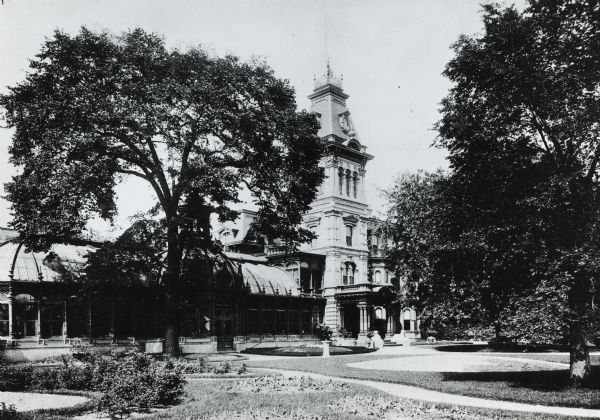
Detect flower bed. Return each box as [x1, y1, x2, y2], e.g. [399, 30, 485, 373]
[220, 375, 349, 394]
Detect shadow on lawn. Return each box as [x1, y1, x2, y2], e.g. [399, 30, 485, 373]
[442, 365, 600, 391]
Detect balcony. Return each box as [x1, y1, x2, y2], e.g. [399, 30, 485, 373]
[336, 283, 378, 295]
[368, 246, 388, 259]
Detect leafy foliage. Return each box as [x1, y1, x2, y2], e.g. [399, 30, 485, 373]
[384, 0, 600, 384]
[314, 323, 333, 341]
[1, 27, 325, 352]
[95, 350, 185, 416]
[85, 218, 166, 287]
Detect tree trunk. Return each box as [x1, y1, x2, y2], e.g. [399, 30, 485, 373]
[164, 220, 181, 356]
[569, 318, 590, 387]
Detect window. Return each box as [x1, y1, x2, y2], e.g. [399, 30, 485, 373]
[371, 235, 380, 253]
[346, 225, 353, 246]
[338, 168, 344, 195]
[341, 262, 356, 285]
[353, 172, 358, 198]
[346, 169, 351, 196]
[0, 304, 8, 336]
[309, 225, 317, 246]
[247, 309, 260, 334]
[374, 271, 381, 284]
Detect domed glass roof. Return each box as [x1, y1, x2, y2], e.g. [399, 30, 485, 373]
[0, 241, 95, 283]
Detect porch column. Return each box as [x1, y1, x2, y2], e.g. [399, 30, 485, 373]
[36, 297, 42, 339]
[358, 303, 367, 335]
[387, 309, 393, 335]
[108, 301, 115, 339]
[399, 309, 405, 331]
[86, 300, 92, 338]
[234, 303, 240, 336]
[62, 299, 68, 341]
[7, 283, 14, 340]
[338, 302, 344, 335]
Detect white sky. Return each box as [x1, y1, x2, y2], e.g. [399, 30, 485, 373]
[0, 0, 523, 234]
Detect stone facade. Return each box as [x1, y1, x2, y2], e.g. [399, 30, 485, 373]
[219, 66, 421, 343]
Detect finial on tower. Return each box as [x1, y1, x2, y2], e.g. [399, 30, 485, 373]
[314, 61, 343, 89]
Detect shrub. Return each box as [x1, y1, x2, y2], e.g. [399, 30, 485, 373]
[173, 355, 210, 374]
[95, 350, 184, 417]
[237, 363, 247, 375]
[30, 368, 61, 391]
[60, 364, 94, 390]
[70, 341, 98, 364]
[314, 323, 332, 341]
[0, 365, 32, 391]
[213, 361, 231, 374]
[0, 402, 18, 420]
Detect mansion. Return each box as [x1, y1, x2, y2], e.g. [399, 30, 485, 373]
[220, 67, 419, 343]
[0, 68, 420, 357]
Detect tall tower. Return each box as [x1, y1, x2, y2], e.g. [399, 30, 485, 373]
[302, 65, 374, 335]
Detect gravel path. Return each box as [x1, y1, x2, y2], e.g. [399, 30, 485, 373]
[0, 391, 89, 412]
[263, 368, 600, 418]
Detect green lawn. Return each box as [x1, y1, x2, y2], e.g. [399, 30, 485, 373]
[138, 376, 584, 420]
[247, 352, 600, 409]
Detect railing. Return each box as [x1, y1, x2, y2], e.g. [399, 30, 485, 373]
[368, 247, 389, 258]
[336, 283, 376, 294]
[265, 245, 288, 255]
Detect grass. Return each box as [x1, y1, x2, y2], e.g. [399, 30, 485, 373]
[247, 351, 600, 409]
[138, 376, 583, 420]
[242, 345, 376, 357]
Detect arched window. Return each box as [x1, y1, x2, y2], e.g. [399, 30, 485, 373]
[348, 141, 360, 151]
[338, 167, 344, 195]
[352, 172, 358, 198]
[345, 169, 351, 196]
[374, 270, 381, 284]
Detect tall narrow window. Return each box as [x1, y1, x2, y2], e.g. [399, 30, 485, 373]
[374, 270, 381, 284]
[341, 262, 356, 285]
[353, 172, 358, 198]
[338, 168, 344, 195]
[346, 225, 353, 246]
[346, 169, 351, 196]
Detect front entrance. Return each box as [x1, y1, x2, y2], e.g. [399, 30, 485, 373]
[342, 305, 359, 338]
[214, 305, 233, 351]
[14, 294, 37, 338]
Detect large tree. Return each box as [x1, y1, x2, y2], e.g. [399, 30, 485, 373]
[382, 171, 494, 340]
[0, 28, 325, 354]
[436, 0, 600, 385]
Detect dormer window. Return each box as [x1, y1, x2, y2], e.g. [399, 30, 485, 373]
[348, 140, 360, 151]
